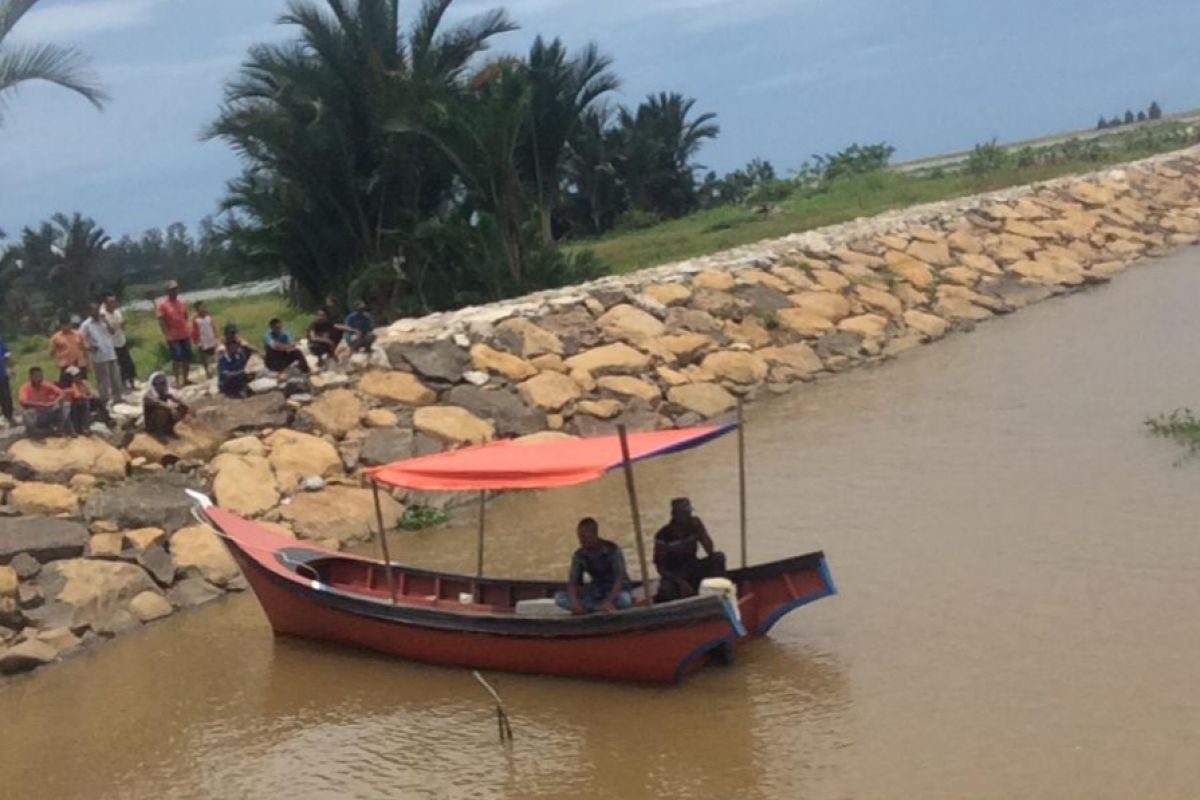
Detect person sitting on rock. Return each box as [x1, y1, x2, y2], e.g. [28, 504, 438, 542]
[217, 324, 253, 398]
[652, 497, 727, 603]
[17, 366, 70, 437]
[342, 300, 377, 353]
[554, 517, 633, 614]
[306, 308, 343, 366]
[143, 371, 189, 439]
[62, 366, 102, 434]
[263, 318, 311, 375]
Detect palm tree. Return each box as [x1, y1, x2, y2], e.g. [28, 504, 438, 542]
[0, 0, 108, 119]
[565, 104, 623, 235]
[615, 92, 718, 218]
[521, 36, 618, 244]
[48, 212, 109, 311]
[208, 0, 515, 308]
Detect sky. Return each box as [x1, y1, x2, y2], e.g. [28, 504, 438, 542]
[1, 0, 1199, 239]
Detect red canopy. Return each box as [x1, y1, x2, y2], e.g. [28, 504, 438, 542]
[367, 423, 736, 491]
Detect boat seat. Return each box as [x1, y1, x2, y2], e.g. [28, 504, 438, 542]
[514, 598, 571, 618]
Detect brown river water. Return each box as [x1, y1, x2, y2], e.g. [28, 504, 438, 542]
[4, 251, 1200, 799]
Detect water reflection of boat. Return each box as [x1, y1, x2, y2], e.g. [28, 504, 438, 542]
[194, 424, 836, 683]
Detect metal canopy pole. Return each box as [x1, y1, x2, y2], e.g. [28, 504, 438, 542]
[617, 425, 651, 604]
[475, 490, 487, 598]
[737, 399, 748, 569]
[371, 480, 399, 605]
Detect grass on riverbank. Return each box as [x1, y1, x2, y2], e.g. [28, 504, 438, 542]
[6, 294, 308, 385]
[573, 149, 1191, 274]
[1145, 408, 1200, 460]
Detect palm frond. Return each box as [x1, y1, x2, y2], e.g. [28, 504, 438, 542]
[0, 41, 108, 114]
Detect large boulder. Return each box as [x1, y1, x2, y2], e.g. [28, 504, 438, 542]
[358, 371, 436, 406]
[36, 558, 159, 630]
[210, 453, 280, 516]
[445, 385, 547, 437]
[129, 590, 173, 622]
[83, 473, 201, 532]
[5, 437, 127, 482]
[170, 525, 240, 587]
[700, 351, 769, 386]
[0, 517, 89, 564]
[469, 343, 538, 382]
[757, 344, 824, 380]
[788, 292, 851, 323]
[0, 639, 57, 674]
[596, 376, 661, 403]
[10, 482, 79, 516]
[279, 485, 403, 544]
[597, 304, 665, 342]
[518, 372, 582, 412]
[563, 343, 651, 375]
[385, 339, 468, 382]
[264, 430, 343, 492]
[493, 317, 564, 358]
[413, 406, 495, 444]
[667, 383, 737, 418]
[190, 392, 290, 434]
[359, 428, 414, 466]
[299, 389, 364, 439]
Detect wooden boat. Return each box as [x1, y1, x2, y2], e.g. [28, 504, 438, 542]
[195, 422, 835, 683]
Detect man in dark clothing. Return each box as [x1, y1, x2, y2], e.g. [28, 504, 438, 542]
[217, 325, 253, 398]
[306, 308, 343, 364]
[653, 497, 727, 603]
[343, 301, 377, 353]
[554, 517, 633, 614]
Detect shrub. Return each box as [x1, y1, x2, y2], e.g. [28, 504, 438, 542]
[966, 139, 1010, 176]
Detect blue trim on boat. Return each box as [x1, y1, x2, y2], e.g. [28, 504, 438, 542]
[818, 555, 838, 597]
[756, 587, 834, 637]
[672, 635, 736, 683]
[721, 596, 747, 637]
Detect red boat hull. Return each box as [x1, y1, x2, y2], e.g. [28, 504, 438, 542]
[207, 507, 834, 683]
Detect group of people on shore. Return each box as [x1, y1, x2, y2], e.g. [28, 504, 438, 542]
[555, 497, 728, 614]
[0, 279, 379, 441]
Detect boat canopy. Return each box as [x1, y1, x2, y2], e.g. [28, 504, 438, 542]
[367, 423, 737, 491]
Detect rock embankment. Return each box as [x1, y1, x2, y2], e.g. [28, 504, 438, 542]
[2, 149, 1200, 677]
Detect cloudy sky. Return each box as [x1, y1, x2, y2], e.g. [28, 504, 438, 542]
[2, 0, 1199, 238]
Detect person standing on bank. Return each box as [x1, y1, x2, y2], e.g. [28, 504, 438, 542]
[155, 279, 191, 388]
[190, 301, 219, 379]
[0, 332, 13, 425]
[80, 301, 122, 413]
[652, 498, 727, 603]
[101, 292, 137, 390]
[48, 316, 88, 386]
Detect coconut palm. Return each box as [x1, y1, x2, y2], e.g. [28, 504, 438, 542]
[0, 0, 108, 119]
[521, 36, 618, 243]
[48, 212, 109, 310]
[208, 0, 515, 307]
[616, 92, 719, 218]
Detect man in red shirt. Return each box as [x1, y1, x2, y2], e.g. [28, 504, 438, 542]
[48, 316, 88, 387]
[155, 279, 191, 388]
[18, 366, 70, 436]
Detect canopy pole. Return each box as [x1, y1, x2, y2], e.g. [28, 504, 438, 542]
[737, 399, 748, 569]
[474, 490, 487, 598]
[372, 480, 399, 605]
[617, 425, 651, 605]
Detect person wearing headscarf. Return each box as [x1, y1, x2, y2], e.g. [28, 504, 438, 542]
[143, 371, 189, 439]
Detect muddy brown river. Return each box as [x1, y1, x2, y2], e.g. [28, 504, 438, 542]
[4, 252, 1200, 799]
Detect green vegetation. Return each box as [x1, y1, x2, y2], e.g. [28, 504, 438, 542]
[572, 121, 1200, 274]
[1145, 408, 1200, 459]
[399, 505, 452, 531]
[0, 0, 108, 120]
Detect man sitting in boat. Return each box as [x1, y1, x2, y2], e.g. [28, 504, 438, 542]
[653, 498, 727, 603]
[554, 518, 633, 615]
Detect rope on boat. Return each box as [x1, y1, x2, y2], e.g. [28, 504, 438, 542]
[472, 671, 513, 745]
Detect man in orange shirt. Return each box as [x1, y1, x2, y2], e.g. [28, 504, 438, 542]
[48, 316, 87, 387]
[156, 279, 191, 388]
[18, 366, 70, 436]
[61, 366, 98, 434]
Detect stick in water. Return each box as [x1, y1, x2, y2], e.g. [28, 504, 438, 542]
[473, 670, 513, 744]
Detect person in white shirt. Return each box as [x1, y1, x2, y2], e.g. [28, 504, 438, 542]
[79, 301, 121, 411]
[101, 292, 136, 390]
[190, 300, 219, 379]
